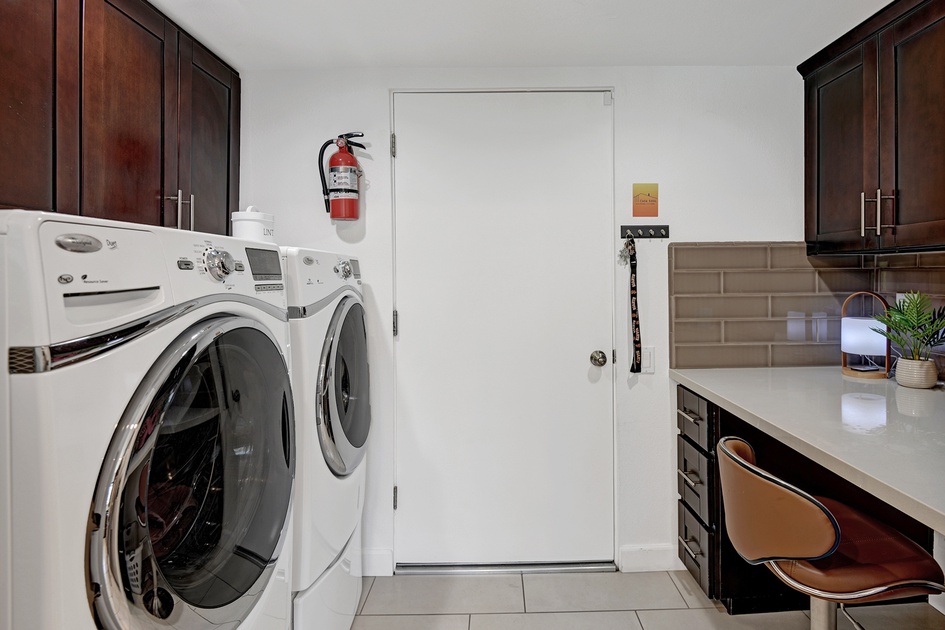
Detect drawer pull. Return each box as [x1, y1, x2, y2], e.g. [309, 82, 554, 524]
[677, 409, 701, 425]
[678, 536, 703, 559]
[677, 469, 703, 488]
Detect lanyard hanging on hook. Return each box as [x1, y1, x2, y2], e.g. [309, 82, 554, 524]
[618, 234, 642, 373]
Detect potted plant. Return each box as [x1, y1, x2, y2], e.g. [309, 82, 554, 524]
[872, 291, 945, 389]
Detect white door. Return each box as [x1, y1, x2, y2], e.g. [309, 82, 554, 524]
[393, 91, 614, 565]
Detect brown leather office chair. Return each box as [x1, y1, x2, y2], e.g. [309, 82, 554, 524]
[717, 436, 945, 630]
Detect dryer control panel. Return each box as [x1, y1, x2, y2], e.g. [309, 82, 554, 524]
[281, 247, 361, 309]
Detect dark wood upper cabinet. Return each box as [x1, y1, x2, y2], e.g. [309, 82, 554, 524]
[179, 37, 241, 235]
[81, 0, 177, 226]
[803, 43, 879, 253]
[880, 0, 945, 249]
[0, 0, 238, 234]
[801, 0, 945, 254]
[0, 0, 56, 210]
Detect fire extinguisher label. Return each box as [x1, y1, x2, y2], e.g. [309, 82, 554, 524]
[329, 166, 359, 194]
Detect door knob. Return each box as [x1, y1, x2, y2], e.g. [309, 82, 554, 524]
[590, 350, 607, 367]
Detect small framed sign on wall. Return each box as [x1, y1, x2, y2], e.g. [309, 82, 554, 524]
[632, 183, 659, 217]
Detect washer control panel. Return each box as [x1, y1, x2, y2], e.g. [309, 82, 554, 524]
[203, 247, 236, 281]
[334, 259, 353, 280]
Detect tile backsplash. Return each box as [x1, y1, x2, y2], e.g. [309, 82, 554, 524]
[669, 243, 945, 376]
[669, 243, 870, 369]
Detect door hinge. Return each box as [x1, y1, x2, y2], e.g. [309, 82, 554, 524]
[393, 486, 398, 510]
[393, 310, 399, 336]
[613, 349, 617, 365]
[391, 132, 397, 158]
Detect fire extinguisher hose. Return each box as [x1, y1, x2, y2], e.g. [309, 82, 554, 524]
[317, 139, 335, 214]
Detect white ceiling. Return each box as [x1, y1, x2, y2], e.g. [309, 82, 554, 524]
[150, 0, 892, 72]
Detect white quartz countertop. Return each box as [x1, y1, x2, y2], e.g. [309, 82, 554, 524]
[669, 367, 945, 533]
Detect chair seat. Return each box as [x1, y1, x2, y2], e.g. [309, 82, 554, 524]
[772, 497, 944, 603]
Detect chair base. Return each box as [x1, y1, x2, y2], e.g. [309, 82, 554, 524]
[810, 597, 837, 630]
[810, 598, 866, 630]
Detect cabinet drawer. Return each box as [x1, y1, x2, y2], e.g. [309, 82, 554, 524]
[678, 501, 713, 595]
[677, 386, 712, 451]
[677, 435, 712, 525]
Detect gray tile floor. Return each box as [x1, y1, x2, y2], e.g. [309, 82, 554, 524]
[354, 570, 945, 629]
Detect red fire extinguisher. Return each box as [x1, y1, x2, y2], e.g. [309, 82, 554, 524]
[319, 132, 365, 220]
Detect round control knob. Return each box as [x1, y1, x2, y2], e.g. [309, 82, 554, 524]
[334, 260, 352, 280]
[204, 248, 235, 281]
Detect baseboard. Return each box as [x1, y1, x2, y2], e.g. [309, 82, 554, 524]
[362, 548, 394, 577]
[617, 543, 684, 572]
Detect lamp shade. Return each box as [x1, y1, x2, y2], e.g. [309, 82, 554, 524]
[841, 317, 887, 356]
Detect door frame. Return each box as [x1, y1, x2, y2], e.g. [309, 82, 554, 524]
[388, 87, 620, 566]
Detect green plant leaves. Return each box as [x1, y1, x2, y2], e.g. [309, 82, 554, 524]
[871, 291, 945, 361]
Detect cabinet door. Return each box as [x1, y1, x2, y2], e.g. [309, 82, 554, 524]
[81, 0, 178, 226]
[0, 0, 55, 210]
[804, 43, 880, 253]
[179, 36, 241, 235]
[880, 0, 945, 249]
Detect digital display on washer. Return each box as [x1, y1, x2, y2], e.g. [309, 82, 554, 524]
[245, 247, 282, 281]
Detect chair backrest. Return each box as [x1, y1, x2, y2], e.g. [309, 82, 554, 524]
[717, 436, 840, 564]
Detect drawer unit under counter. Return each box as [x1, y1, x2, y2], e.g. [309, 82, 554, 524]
[677, 385, 715, 451]
[676, 434, 713, 526]
[678, 501, 714, 594]
[676, 384, 718, 600]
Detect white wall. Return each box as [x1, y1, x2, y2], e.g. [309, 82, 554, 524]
[240, 65, 804, 575]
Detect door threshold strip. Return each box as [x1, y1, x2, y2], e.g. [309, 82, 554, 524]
[394, 561, 617, 575]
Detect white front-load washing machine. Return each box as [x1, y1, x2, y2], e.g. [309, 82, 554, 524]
[0, 211, 295, 630]
[281, 247, 370, 630]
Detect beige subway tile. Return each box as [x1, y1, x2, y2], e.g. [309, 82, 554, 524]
[875, 254, 918, 269]
[771, 343, 841, 367]
[675, 322, 723, 343]
[917, 253, 945, 268]
[724, 271, 817, 294]
[675, 344, 770, 369]
[770, 295, 846, 318]
[815, 270, 873, 294]
[877, 270, 935, 294]
[767, 244, 810, 269]
[674, 296, 769, 319]
[671, 245, 768, 271]
[671, 272, 722, 295]
[724, 319, 840, 343]
[770, 245, 860, 269]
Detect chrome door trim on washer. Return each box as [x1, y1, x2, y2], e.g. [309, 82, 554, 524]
[88, 315, 294, 629]
[7, 294, 287, 374]
[288, 286, 363, 320]
[317, 296, 371, 477]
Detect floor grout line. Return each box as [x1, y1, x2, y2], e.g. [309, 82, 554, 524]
[520, 572, 527, 614]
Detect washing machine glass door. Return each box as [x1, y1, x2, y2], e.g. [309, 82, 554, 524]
[89, 315, 294, 629]
[317, 296, 371, 476]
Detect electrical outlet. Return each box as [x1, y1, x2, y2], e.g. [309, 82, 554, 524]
[641, 346, 655, 374]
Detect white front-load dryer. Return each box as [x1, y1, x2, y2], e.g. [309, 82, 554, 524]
[281, 247, 370, 630]
[0, 211, 295, 630]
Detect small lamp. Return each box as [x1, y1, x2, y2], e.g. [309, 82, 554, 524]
[841, 291, 890, 379]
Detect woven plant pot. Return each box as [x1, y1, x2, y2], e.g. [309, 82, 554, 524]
[895, 358, 939, 389]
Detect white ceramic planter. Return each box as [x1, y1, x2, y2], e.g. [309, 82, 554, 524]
[894, 358, 940, 389]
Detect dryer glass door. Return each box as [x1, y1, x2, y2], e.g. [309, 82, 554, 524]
[317, 297, 371, 476]
[89, 316, 294, 629]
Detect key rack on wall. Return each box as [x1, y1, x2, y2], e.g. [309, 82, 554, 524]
[621, 225, 670, 239]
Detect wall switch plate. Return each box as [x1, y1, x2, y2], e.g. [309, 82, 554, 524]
[641, 346, 655, 374]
